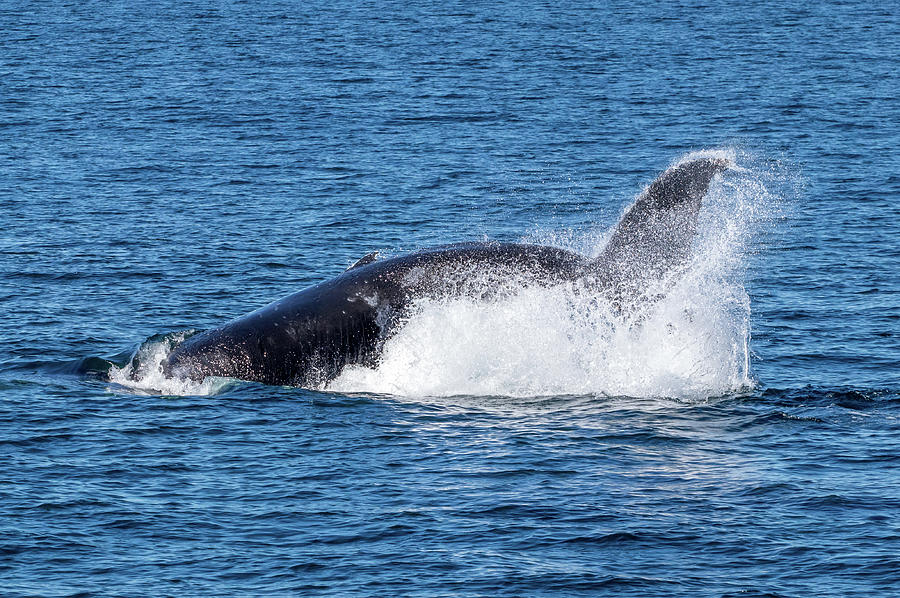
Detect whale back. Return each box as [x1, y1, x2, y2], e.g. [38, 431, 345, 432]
[156, 157, 728, 387]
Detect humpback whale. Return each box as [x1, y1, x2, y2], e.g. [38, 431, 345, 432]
[156, 157, 729, 387]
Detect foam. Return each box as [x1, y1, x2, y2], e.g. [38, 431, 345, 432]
[108, 332, 232, 396]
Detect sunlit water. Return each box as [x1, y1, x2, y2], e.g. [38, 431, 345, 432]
[2, 1, 899, 596]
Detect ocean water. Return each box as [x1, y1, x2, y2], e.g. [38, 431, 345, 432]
[2, 1, 899, 596]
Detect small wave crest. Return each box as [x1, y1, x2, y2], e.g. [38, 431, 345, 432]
[107, 332, 232, 396]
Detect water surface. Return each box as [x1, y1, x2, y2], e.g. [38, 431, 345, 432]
[2, 1, 899, 595]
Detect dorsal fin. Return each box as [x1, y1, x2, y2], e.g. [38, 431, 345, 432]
[346, 251, 379, 271]
[596, 157, 730, 300]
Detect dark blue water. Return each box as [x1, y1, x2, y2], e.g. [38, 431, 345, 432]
[3, 1, 899, 595]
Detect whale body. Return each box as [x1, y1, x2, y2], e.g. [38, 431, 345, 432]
[157, 157, 729, 387]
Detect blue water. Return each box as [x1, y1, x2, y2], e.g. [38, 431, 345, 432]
[3, 1, 899, 595]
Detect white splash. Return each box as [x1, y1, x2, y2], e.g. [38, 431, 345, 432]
[329, 148, 780, 400]
[108, 332, 232, 396]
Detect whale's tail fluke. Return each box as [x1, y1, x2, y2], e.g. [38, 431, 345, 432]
[596, 157, 730, 303]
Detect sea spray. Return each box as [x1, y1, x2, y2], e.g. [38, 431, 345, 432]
[108, 331, 232, 396]
[329, 149, 777, 399]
